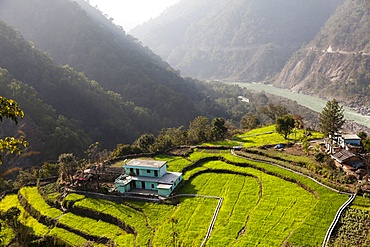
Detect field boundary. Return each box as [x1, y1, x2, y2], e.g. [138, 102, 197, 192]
[231, 149, 352, 195]
[169, 194, 223, 247]
[321, 193, 356, 247]
[231, 149, 356, 246]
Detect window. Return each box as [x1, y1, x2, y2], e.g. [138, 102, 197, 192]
[151, 184, 154, 189]
[147, 170, 151, 173]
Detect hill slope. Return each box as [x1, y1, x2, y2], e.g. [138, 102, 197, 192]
[0, 0, 214, 128]
[131, 0, 343, 81]
[274, 0, 370, 111]
[0, 20, 157, 166]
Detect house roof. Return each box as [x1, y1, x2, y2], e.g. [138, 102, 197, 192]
[117, 172, 182, 185]
[125, 159, 167, 169]
[341, 134, 361, 140]
[157, 184, 172, 190]
[158, 172, 182, 184]
[331, 150, 356, 163]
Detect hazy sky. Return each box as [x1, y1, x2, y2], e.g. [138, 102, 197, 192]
[88, 0, 179, 31]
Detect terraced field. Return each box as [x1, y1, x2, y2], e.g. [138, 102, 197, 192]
[0, 148, 350, 246]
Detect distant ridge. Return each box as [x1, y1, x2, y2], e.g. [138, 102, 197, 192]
[131, 0, 343, 81]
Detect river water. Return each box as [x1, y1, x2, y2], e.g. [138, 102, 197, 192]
[229, 82, 370, 128]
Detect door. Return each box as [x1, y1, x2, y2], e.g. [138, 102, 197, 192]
[141, 181, 145, 189]
[154, 170, 158, 177]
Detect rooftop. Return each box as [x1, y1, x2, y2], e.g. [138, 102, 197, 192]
[331, 150, 357, 163]
[125, 159, 167, 168]
[159, 172, 182, 184]
[341, 134, 361, 140]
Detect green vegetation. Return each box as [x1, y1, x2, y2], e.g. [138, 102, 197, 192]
[155, 154, 192, 172]
[0, 127, 355, 246]
[319, 99, 345, 137]
[19, 187, 63, 219]
[0, 96, 28, 164]
[0, 194, 93, 246]
[234, 125, 323, 148]
[328, 207, 370, 247]
[58, 213, 134, 245]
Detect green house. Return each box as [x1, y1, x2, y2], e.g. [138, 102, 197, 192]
[114, 159, 182, 197]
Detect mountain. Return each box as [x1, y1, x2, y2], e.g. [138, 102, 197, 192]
[274, 0, 370, 111]
[0, 0, 217, 129]
[0, 0, 246, 167]
[0, 19, 157, 167]
[131, 0, 343, 81]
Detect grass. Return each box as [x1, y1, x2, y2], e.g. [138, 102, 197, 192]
[70, 196, 152, 246]
[234, 125, 323, 148]
[151, 197, 218, 247]
[58, 212, 134, 245]
[0, 194, 96, 246]
[0, 194, 50, 236]
[19, 187, 135, 246]
[155, 154, 192, 172]
[1, 133, 350, 247]
[352, 196, 370, 211]
[182, 153, 348, 246]
[183, 161, 319, 246]
[19, 187, 63, 219]
[202, 140, 241, 146]
[49, 227, 91, 246]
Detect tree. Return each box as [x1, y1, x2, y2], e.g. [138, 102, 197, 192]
[187, 116, 211, 144]
[240, 114, 260, 130]
[319, 99, 345, 138]
[134, 134, 155, 152]
[0, 96, 28, 164]
[211, 118, 228, 141]
[276, 114, 295, 139]
[259, 103, 289, 122]
[0, 207, 34, 245]
[58, 153, 78, 184]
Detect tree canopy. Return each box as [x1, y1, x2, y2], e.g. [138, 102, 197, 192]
[0, 96, 28, 164]
[319, 99, 345, 137]
[275, 114, 295, 139]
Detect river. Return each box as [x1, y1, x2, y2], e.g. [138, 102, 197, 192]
[228, 82, 370, 128]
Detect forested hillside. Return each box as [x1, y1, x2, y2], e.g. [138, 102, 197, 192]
[0, 0, 323, 170]
[131, 0, 343, 81]
[274, 0, 370, 111]
[0, 0, 217, 128]
[0, 20, 158, 166]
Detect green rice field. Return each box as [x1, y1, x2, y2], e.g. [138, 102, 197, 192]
[0, 127, 357, 246]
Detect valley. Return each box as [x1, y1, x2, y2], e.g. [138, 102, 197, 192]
[228, 82, 370, 128]
[1, 0, 370, 246]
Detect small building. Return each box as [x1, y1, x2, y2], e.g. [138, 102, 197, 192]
[331, 150, 367, 178]
[338, 134, 362, 152]
[325, 133, 362, 154]
[114, 159, 182, 197]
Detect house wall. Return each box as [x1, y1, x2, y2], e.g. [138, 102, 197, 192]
[115, 183, 130, 193]
[339, 138, 361, 147]
[134, 181, 158, 191]
[159, 165, 167, 177]
[125, 165, 166, 178]
[158, 188, 171, 197]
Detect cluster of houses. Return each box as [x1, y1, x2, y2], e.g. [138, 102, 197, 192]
[324, 132, 368, 179]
